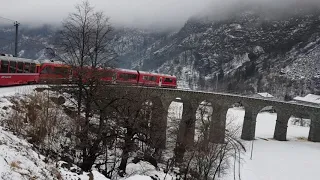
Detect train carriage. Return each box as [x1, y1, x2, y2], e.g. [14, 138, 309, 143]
[115, 68, 139, 85]
[0, 54, 40, 86]
[99, 68, 116, 83]
[39, 61, 72, 84]
[0, 53, 177, 88]
[71, 66, 116, 84]
[138, 71, 177, 88]
[160, 75, 177, 88]
[98, 68, 177, 88]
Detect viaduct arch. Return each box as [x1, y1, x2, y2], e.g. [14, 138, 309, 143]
[107, 86, 320, 159]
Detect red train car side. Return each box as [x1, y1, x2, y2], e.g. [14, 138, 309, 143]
[99, 68, 116, 83]
[114, 69, 139, 85]
[39, 62, 72, 84]
[138, 71, 177, 88]
[86, 68, 178, 88]
[0, 55, 40, 86]
[98, 68, 177, 88]
[0, 54, 177, 88]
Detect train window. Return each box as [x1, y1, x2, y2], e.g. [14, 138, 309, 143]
[103, 71, 114, 77]
[41, 66, 51, 74]
[119, 73, 127, 80]
[54, 67, 69, 75]
[30, 63, 36, 73]
[0, 60, 8, 73]
[143, 76, 156, 81]
[149, 76, 157, 81]
[164, 78, 173, 83]
[128, 74, 137, 79]
[17, 62, 24, 73]
[24, 63, 30, 73]
[120, 73, 137, 80]
[9, 61, 16, 73]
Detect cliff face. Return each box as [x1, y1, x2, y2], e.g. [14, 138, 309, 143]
[1, 2, 320, 99]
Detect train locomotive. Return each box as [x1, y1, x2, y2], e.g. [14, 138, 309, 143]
[0, 54, 177, 88]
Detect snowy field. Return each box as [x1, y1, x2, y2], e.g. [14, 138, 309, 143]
[0, 85, 319, 180]
[225, 108, 320, 180]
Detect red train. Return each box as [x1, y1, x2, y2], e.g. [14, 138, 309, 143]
[0, 54, 177, 88]
[0, 54, 40, 86]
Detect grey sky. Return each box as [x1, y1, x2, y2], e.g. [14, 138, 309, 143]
[0, 0, 212, 29]
[0, 0, 319, 29]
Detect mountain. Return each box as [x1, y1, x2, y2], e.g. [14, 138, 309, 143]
[114, 2, 320, 98]
[1, 2, 320, 99]
[0, 24, 55, 59]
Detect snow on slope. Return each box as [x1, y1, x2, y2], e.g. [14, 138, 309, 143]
[294, 94, 320, 105]
[0, 126, 55, 180]
[0, 86, 55, 179]
[0, 85, 157, 180]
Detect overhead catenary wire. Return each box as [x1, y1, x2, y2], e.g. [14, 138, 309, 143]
[0, 15, 19, 56]
[0, 16, 16, 22]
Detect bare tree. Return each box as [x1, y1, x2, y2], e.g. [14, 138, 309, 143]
[58, 1, 115, 68]
[176, 102, 246, 180]
[57, 0, 116, 115]
[86, 88, 166, 177]
[56, 0, 117, 172]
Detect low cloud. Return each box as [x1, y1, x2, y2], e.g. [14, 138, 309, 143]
[0, 0, 319, 30]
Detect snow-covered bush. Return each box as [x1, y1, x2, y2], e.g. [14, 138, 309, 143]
[290, 117, 311, 127]
[3, 90, 77, 160]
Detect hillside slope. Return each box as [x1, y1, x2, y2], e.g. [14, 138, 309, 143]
[122, 3, 320, 98]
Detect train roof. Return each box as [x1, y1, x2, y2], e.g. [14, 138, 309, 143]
[41, 60, 66, 64]
[138, 70, 176, 78]
[0, 55, 40, 64]
[115, 68, 139, 73]
[114, 68, 176, 78]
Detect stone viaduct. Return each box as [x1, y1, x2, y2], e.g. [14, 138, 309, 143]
[113, 85, 320, 144]
[91, 85, 320, 160]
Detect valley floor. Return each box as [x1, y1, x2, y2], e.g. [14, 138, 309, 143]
[225, 108, 320, 180]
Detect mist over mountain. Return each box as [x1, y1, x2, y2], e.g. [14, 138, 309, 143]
[1, 0, 320, 99]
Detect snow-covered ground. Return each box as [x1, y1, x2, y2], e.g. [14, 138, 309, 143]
[224, 108, 320, 180]
[0, 126, 56, 180]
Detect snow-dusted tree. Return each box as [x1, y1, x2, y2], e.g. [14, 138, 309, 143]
[56, 0, 117, 172]
[57, 0, 116, 115]
[58, 1, 115, 69]
[106, 89, 164, 176]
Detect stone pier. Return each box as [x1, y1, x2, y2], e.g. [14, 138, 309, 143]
[209, 104, 228, 143]
[308, 113, 320, 142]
[273, 111, 291, 141]
[175, 101, 197, 162]
[150, 98, 170, 150]
[241, 108, 259, 140]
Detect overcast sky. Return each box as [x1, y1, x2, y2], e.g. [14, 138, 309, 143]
[0, 0, 319, 30]
[0, 0, 214, 29]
